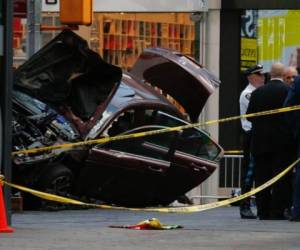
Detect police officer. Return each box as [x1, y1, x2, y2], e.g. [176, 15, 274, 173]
[239, 64, 265, 219]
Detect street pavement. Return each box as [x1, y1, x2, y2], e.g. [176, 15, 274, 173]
[1, 206, 300, 250]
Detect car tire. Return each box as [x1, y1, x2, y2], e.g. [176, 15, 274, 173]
[24, 164, 74, 210]
[39, 165, 73, 192]
[39, 165, 74, 210]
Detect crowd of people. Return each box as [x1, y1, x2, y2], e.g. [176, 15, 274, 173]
[239, 62, 300, 221]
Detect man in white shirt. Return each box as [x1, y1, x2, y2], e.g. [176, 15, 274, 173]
[239, 64, 265, 219]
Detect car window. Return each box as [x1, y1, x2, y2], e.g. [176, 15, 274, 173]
[106, 110, 135, 136]
[176, 128, 220, 161]
[103, 108, 220, 161]
[102, 125, 178, 161]
[152, 111, 221, 161]
[152, 110, 183, 127]
[144, 129, 175, 149]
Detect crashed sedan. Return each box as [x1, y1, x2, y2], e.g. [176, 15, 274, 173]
[12, 30, 223, 208]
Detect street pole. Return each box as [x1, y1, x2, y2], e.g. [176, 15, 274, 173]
[0, 1, 3, 174]
[0, 0, 13, 224]
[27, 0, 41, 57]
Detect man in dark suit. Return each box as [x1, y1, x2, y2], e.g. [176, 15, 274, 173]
[284, 75, 300, 221]
[247, 62, 296, 220]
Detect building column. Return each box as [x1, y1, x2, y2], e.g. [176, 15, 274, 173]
[200, 3, 221, 204]
[188, 0, 221, 204]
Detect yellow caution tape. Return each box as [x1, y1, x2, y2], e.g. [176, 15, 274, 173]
[11, 104, 300, 156]
[3, 158, 300, 213]
[223, 150, 243, 154]
[0, 175, 4, 187]
[6, 105, 300, 212]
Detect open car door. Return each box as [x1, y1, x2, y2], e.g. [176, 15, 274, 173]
[130, 48, 220, 121]
[82, 126, 181, 206]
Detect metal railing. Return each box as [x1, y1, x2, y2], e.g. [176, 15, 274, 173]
[219, 154, 243, 189]
[188, 154, 244, 204]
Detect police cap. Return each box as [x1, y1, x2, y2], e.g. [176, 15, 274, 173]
[244, 64, 264, 76]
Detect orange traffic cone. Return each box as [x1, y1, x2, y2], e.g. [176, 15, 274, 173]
[0, 175, 14, 233]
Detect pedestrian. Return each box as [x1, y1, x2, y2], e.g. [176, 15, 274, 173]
[247, 62, 296, 220]
[283, 75, 300, 221]
[283, 66, 298, 86]
[239, 64, 265, 219]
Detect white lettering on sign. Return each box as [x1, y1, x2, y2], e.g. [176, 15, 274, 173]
[241, 10, 258, 38]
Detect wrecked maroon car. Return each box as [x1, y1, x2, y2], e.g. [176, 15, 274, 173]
[12, 30, 223, 208]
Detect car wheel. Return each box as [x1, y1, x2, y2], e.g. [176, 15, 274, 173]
[38, 165, 74, 210]
[22, 164, 74, 210]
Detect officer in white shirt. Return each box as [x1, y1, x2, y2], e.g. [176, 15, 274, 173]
[239, 64, 265, 219]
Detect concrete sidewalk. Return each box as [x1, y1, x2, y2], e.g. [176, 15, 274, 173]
[1, 206, 300, 250]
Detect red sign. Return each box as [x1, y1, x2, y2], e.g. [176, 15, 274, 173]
[14, 0, 27, 18]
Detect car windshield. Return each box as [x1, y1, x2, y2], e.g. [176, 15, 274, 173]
[86, 82, 134, 138]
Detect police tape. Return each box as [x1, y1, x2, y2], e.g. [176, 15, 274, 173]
[2, 158, 299, 213]
[11, 104, 300, 156]
[223, 150, 243, 154]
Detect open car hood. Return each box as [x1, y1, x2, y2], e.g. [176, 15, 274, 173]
[14, 29, 122, 122]
[130, 48, 220, 121]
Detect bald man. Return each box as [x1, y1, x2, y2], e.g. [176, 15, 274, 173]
[283, 66, 298, 86]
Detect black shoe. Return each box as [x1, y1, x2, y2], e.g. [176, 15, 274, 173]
[240, 208, 257, 219]
[177, 195, 194, 205]
[283, 208, 292, 220]
[259, 214, 286, 220]
[289, 216, 300, 222]
[269, 211, 287, 220]
[269, 216, 286, 220]
[259, 216, 270, 220]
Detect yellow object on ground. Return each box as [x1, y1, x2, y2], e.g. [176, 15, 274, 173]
[109, 218, 183, 230]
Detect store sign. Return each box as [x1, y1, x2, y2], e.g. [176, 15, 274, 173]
[14, 0, 27, 18]
[42, 0, 208, 12]
[240, 10, 258, 70]
[257, 10, 300, 71]
[240, 38, 257, 70]
[241, 10, 258, 38]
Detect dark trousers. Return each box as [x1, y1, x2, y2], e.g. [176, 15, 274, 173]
[292, 164, 300, 217]
[240, 131, 254, 208]
[254, 151, 294, 218]
[292, 146, 300, 217]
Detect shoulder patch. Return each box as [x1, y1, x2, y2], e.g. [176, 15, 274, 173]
[245, 93, 251, 100]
